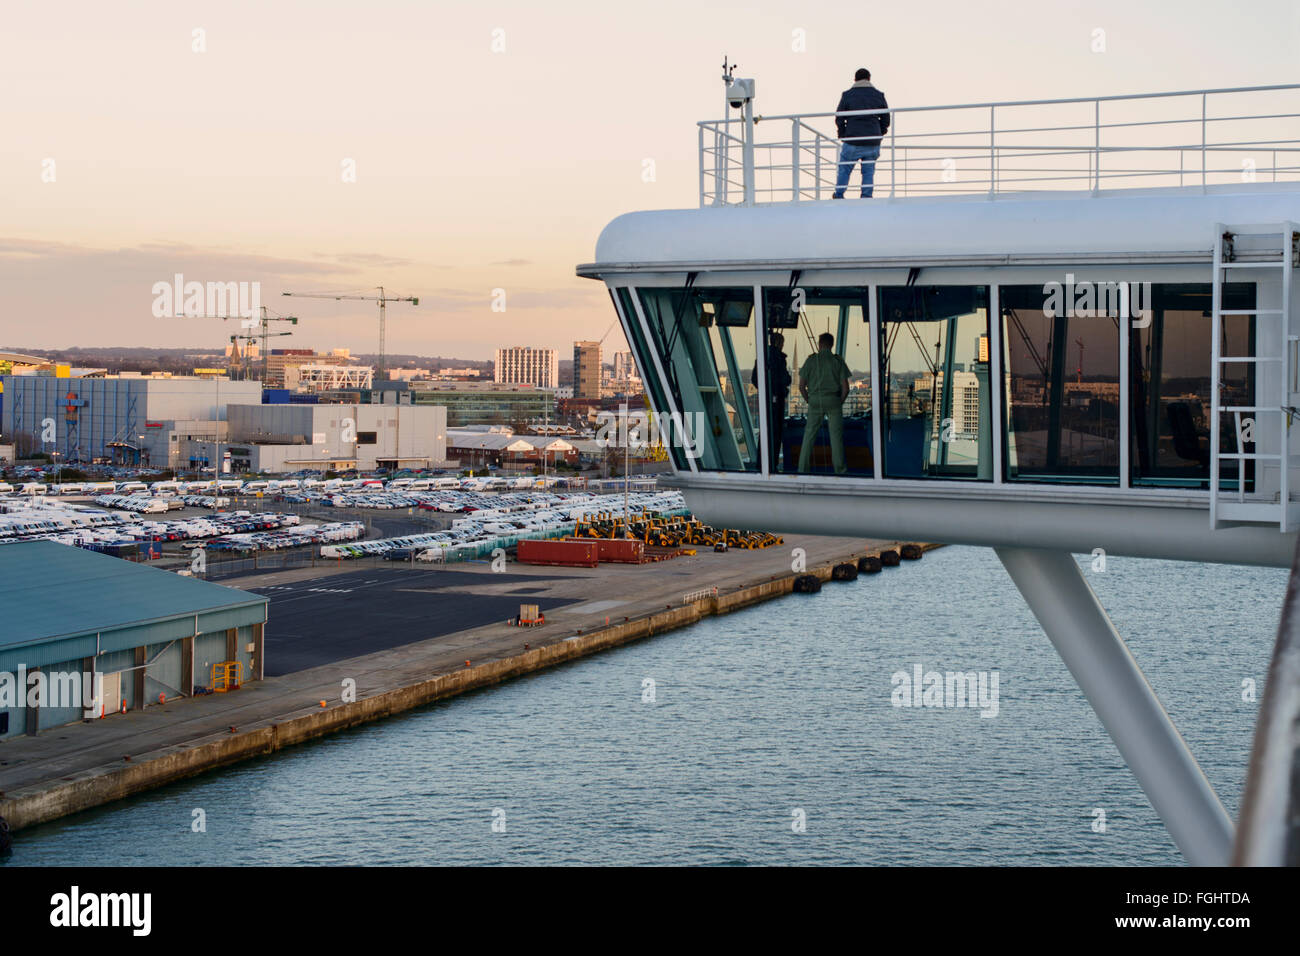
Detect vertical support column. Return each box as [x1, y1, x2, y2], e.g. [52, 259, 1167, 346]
[253, 622, 265, 682]
[181, 636, 195, 697]
[754, 284, 768, 477]
[996, 546, 1233, 866]
[24, 669, 40, 735]
[1119, 283, 1131, 490]
[988, 283, 1003, 484]
[225, 628, 237, 663]
[81, 656, 95, 720]
[132, 646, 146, 710]
[868, 285, 883, 480]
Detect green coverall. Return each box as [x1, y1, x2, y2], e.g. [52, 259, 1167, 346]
[798, 348, 850, 475]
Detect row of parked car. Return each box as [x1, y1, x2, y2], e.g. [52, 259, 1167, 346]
[1, 471, 616, 499]
[204, 521, 366, 552]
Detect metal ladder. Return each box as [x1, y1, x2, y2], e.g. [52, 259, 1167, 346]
[1210, 223, 1298, 530]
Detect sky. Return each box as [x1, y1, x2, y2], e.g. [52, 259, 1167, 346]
[3, 0, 1299, 362]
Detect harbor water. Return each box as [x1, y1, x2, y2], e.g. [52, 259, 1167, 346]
[6, 545, 1286, 866]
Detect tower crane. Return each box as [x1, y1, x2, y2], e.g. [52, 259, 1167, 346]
[206, 306, 299, 380]
[281, 287, 418, 382]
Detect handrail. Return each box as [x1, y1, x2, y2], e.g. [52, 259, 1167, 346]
[726, 82, 1300, 124]
[698, 83, 1300, 206]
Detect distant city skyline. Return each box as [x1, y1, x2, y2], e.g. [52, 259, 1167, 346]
[5, 0, 1298, 358]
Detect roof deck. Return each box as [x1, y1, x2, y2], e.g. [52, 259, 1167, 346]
[701, 84, 1300, 206]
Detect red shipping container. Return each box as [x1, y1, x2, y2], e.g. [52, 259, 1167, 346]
[569, 537, 645, 563]
[518, 539, 598, 568]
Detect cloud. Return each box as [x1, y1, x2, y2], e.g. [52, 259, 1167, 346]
[490, 258, 533, 266]
[0, 237, 352, 278]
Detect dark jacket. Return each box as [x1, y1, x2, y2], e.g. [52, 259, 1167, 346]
[836, 81, 890, 146]
[751, 346, 791, 396]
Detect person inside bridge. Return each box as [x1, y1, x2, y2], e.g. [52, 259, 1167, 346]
[752, 332, 792, 472]
[832, 68, 890, 199]
[798, 332, 851, 475]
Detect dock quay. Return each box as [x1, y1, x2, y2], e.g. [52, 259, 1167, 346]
[0, 534, 937, 833]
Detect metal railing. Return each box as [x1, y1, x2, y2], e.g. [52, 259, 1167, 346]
[699, 84, 1300, 206]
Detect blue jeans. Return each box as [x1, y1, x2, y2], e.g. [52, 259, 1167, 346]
[833, 143, 881, 198]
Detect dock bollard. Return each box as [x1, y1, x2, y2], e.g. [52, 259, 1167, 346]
[879, 549, 901, 567]
[831, 562, 859, 581]
[857, 556, 882, 574]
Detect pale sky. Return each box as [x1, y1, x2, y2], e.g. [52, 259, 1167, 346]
[3, 0, 1298, 361]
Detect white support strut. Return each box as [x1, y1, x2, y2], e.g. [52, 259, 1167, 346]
[995, 546, 1234, 866]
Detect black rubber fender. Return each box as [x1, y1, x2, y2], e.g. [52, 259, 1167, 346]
[831, 562, 859, 581]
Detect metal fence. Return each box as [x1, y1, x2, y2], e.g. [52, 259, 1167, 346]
[700, 84, 1300, 205]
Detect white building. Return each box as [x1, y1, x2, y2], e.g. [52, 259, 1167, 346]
[494, 347, 558, 389]
[207, 403, 450, 473]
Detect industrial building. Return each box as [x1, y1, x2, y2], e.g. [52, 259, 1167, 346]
[203, 402, 450, 472]
[494, 346, 558, 389]
[0, 541, 268, 740]
[0, 373, 261, 467]
[408, 381, 554, 427]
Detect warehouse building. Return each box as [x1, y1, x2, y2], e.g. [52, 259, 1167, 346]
[204, 402, 450, 472]
[0, 373, 261, 466]
[0, 542, 268, 740]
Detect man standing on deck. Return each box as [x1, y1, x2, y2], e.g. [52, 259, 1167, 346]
[798, 332, 850, 475]
[832, 68, 890, 199]
[752, 332, 792, 472]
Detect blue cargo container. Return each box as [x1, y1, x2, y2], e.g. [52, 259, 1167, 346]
[262, 388, 291, 404]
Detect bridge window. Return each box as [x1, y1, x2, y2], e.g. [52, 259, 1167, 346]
[636, 286, 761, 472]
[878, 286, 992, 480]
[762, 287, 873, 475]
[1001, 284, 1121, 483]
[1130, 283, 1255, 488]
[614, 288, 687, 469]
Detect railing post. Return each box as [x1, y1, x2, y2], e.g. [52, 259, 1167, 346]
[815, 132, 822, 200]
[1093, 99, 1100, 192]
[1201, 93, 1208, 190]
[989, 105, 996, 195]
[889, 123, 896, 198]
[792, 120, 801, 202]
